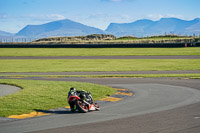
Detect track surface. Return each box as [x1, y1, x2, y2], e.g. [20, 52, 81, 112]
[0, 55, 200, 133]
[0, 55, 200, 59]
[0, 77, 200, 133]
[0, 84, 21, 97]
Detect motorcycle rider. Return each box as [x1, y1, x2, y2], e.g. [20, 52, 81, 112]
[68, 87, 94, 111]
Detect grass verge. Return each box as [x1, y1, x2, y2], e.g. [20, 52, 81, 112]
[1, 73, 200, 79]
[0, 59, 200, 72]
[0, 47, 200, 56]
[84, 73, 200, 79]
[0, 79, 116, 117]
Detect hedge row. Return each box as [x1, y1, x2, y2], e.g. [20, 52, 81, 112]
[0, 42, 199, 48]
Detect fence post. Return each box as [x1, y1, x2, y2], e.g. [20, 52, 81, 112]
[185, 40, 187, 47]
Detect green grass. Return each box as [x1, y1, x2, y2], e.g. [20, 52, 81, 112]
[0, 59, 200, 72]
[83, 73, 200, 78]
[117, 36, 189, 41]
[0, 79, 116, 117]
[191, 77, 200, 79]
[32, 35, 199, 44]
[1, 73, 200, 79]
[0, 47, 200, 56]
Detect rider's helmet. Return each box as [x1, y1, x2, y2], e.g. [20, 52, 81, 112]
[70, 87, 76, 92]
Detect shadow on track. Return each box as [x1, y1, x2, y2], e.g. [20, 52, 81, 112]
[34, 109, 78, 114]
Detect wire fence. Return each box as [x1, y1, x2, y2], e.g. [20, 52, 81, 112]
[0, 37, 38, 43]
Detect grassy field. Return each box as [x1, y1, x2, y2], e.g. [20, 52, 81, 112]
[1, 47, 199, 117]
[2, 73, 200, 79]
[0, 59, 200, 72]
[0, 47, 200, 56]
[30, 35, 200, 44]
[82, 73, 200, 78]
[117, 35, 198, 40]
[0, 79, 116, 117]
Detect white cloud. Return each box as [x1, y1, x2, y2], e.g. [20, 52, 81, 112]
[146, 14, 164, 20]
[73, 13, 135, 30]
[45, 14, 66, 20]
[0, 13, 66, 33]
[146, 14, 184, 21]
[29, 14, 66, 21]
[0, 13, 65, 21]
[165, 14, 184, 19]
[0, 13, 8, 19]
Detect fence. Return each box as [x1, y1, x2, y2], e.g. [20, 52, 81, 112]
[0, 42, 199, 48]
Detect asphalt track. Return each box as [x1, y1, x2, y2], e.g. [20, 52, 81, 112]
[0, 84, 21, 97]
[0, 55, 200, 133]
[0, 55, 200, 59]
[0, 77, 200, 133]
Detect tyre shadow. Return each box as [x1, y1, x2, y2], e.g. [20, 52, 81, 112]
[34, 109, 79, 114]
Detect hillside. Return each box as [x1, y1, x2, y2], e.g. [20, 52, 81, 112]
[31, 34, 200, 45]
[0, 30, 13, 36]
[1, 17, 200, 40]
[16, 19, 106, 38]
[34, 34, 116, 42]
[106, 18, 200, 37]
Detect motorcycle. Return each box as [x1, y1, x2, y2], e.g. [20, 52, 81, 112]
[68, 93, 100, 113]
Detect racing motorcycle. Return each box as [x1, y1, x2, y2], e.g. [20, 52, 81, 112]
[68, 92, 100, 113]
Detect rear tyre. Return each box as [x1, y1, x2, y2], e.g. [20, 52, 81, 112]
[76, 101, 89, 113]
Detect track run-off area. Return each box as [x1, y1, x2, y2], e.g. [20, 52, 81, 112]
[0, 55, 200, 133]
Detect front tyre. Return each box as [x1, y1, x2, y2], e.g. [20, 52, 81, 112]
[76, 101, 89, 113]
[94, 103, 100, 111]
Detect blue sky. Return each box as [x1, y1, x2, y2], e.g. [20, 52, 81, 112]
[0, 0, 199, 33]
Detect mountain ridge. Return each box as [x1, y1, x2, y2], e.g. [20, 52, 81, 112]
[0, 30, 14, 36]
[106, 17, 200, 37]
[16, 19, 106, 38]
[1, 17, 200, 38]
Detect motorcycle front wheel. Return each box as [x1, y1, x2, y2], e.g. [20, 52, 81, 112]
[76, 100, 89, 113]
[95, 103, 100, 111]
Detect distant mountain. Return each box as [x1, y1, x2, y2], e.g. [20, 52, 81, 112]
[5, 17, 200, 39]
[106, 18, 200, 37]
[16, 19, 106, 38]
[0, 30, 13, 36]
